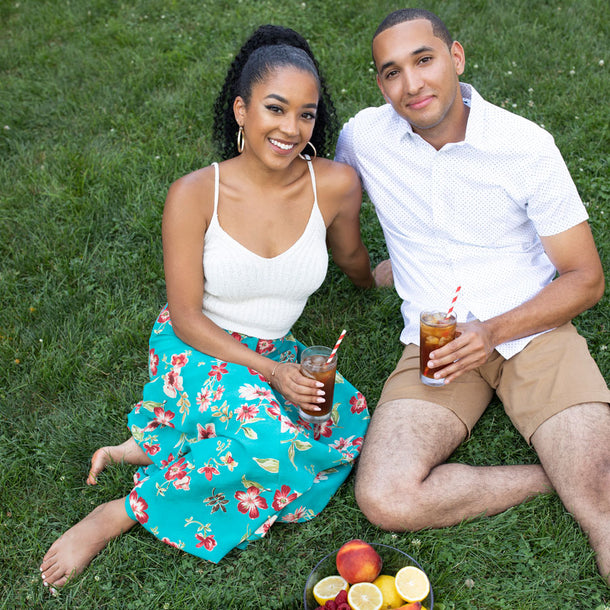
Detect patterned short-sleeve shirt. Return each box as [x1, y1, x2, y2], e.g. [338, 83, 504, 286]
[336, 83, 588, 358]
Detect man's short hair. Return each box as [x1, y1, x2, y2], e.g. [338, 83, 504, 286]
[373, 8, 453, 49]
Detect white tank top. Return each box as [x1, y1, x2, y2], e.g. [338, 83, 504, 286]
[202, 160, 328, 339]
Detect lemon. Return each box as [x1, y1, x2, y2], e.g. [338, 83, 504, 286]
[394, 566, 430, 603]
[313, 575, 349, 605]
[372, 574, 404, 609]
[347, 581, 383, 610]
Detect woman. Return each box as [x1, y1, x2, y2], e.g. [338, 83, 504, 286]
[40, 24, 375, 589]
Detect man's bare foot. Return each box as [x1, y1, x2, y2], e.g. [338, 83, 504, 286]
[40, 498, 136, 588]
[87, 437, 152, 485]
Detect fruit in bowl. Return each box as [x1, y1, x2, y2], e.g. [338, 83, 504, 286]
[336, 539, 383, 584]
[303, 541, 433, 610]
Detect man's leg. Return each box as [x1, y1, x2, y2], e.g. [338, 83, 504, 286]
[355, 398, 552, 531]
[531, 402, 610, 584]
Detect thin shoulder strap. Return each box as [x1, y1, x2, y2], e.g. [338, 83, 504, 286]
[305, 158, 318, 207]
[212, 162, 220, 215]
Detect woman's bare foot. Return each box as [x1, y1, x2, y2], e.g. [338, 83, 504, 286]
[40, 498, 136, 588]
[87, 437, 152, 485]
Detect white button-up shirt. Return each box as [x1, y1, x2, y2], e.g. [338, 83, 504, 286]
[336, 83, 588, 358]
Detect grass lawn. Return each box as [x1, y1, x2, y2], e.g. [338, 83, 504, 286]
[1, 0, 609, 608]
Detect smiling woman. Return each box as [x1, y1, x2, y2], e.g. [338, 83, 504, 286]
[38, 24, 379, 591]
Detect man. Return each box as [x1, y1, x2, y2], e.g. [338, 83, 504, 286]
[336, 8, 610, 583]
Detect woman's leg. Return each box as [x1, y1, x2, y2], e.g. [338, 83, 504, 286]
[87, 437, 152, 485]
[40, 497, 137, 588]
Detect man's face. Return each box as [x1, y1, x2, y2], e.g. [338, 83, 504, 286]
[373, 19, 465, 140]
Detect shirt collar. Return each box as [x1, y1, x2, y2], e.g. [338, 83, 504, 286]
[389, 82, 486, 146]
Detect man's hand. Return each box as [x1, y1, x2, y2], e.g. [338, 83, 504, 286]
[427, 320, 496, 383]
[372, 259, 394, 288]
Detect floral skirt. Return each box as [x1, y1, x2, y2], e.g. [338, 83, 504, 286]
[124, 306, 370, 562]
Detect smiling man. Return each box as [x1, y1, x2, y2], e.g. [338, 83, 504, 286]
[336, 8, 610, 584]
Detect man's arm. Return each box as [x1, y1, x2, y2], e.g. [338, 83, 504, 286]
[428, 221, 605, 383]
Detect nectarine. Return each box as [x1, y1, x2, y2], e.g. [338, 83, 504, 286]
[335, 539, 383, 584]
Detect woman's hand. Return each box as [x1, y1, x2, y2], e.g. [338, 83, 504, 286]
[372, 259, 394, 288]
[269, 363, 325, 412]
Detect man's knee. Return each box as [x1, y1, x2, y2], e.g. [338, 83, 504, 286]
[354, 468, 429, 532]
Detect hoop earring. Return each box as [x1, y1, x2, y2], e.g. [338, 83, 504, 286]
[236, 126, 245, 154]
[298, 141, 317, 160]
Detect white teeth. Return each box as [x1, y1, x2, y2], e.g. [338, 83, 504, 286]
[270, 139, 295, 150]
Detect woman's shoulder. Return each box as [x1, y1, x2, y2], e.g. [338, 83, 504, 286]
[168, 164, 216, 200]
[163, 164, 218, 226]
[311, 157, 359, 195]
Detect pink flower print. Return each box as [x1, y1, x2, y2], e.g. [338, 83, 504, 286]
[239, 383, 273, 402]
[149, 349, 159, 376]
[157, 308, 170, 324]
[209, 362, 228, 381]
[236, 403, 260, 423]
[195, 533, 217, 551]
[198, 464, 220, 481]
[173, 474, 191, 491]
[160, 453, 175, 468]
[281, 506, 309, 523]
[330, 436, 356, 453]
[143, 442, 161, 456]
[196, 423, 216, 440]
[133, 400, 143, 414]
[164, 457, 189, 483]
[146, 406, 176, 431]
[255, 514, 278, 536]
[196, 387, 213, 412]
[235, 486, 268, 519]
[213, 385, 225, 402]
[171, 352, 189, 368]
[353, 437, 363, 449]
[267, 404, 281, 419]
[313, 418, 333, 440]
[272, 485, 298, 511]
[163, 368, 184, 398]
[279, 414, 298, 434]
[314, 470, 329, 483]
[129, 490, 149, 524]
[132, 471, 144, 488]
[349, 392, 367, 414]
[247, 367, 267, 382]
[230, 331, 244, 342]
[162, 537, 180, 549]
[255, 339, 274, 355]
[220, 452, 238, 471]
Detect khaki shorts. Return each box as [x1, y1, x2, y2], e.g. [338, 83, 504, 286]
[378, 323, 610, 443]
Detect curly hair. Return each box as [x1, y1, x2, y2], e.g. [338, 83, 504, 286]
[212, 25, 338, 160]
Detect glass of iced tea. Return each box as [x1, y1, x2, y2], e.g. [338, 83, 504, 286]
[420, 311, 457, 386]
[299, 346, 336, 423]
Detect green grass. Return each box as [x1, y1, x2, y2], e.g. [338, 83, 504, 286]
[1, 0, 609, 608]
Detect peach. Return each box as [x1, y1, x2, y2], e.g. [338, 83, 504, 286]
[397, 603, 422, 610]
[335, 539, 383, 584]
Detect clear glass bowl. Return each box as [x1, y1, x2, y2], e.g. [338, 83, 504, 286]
[303, 542, 434, 609]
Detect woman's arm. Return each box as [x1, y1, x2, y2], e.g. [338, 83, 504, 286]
[320, 161, 376, 289]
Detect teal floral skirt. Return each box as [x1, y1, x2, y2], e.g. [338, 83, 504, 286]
[124, 306, 370, 562]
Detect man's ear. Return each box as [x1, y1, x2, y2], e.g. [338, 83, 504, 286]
[451, 41, 466, 77]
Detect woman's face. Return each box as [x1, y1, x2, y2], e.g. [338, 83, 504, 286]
[234, 66, 319, 169]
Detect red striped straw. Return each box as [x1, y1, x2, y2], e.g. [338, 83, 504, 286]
[445, 286, 461, 319]
[327, 329, 347, 363]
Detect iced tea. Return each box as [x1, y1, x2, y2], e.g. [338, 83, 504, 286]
[420, 311, 457, 386]
[299, 346, 336, 423]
